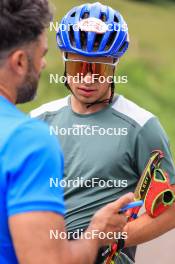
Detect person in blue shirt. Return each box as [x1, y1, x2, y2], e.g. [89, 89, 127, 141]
[0, 1, 133, 264]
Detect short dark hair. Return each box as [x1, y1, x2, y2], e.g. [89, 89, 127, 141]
[0, 0, 52, 53]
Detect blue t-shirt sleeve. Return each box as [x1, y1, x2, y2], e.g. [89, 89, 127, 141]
[5, 119, 65, 217]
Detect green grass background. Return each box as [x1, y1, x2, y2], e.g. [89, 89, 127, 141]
[19, 0, 175, 157]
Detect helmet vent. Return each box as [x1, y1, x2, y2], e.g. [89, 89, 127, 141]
[69, 25, 75, 46]
[105, 31, 117, 50]
[93, 34, 103, 51]
[100, 13, 107, 22]
[82, 12, 89, 19]
[80, 31, 87, 50]
[114, 15, 119, 23]
[71, 12, 76, 17]
[118, 41, 127, 52]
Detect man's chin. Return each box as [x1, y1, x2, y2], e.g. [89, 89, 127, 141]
[76, 95, 98, 104]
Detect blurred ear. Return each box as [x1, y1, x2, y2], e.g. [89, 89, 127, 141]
[9, 50, 28, 77]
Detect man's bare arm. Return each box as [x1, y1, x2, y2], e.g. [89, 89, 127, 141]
[9, 212, 99, 264]
[9, 193, 133, 264]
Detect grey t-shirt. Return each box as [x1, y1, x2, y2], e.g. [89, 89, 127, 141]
[31, 95, 175, 262]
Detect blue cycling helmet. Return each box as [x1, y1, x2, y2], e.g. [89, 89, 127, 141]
[57, 2, 129, 58]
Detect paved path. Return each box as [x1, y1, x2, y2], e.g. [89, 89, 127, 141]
[136, 229, 175, 264]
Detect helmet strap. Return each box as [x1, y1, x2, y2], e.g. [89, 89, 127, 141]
[86, 80, 115, 108]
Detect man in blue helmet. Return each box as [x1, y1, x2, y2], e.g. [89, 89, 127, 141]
[31, 2, 175, 263]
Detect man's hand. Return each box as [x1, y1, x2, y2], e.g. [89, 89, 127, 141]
[87, 192, 134, 246]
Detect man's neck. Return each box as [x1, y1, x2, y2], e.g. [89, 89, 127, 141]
[0, 83, 16, 104]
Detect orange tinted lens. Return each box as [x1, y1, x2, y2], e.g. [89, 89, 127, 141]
[66, 61, 114, 77]
[66, 61, 91, 76]
[92, 63, 114, 77]
[65, 61, 85, 76]
[81, 62, 89, 75]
